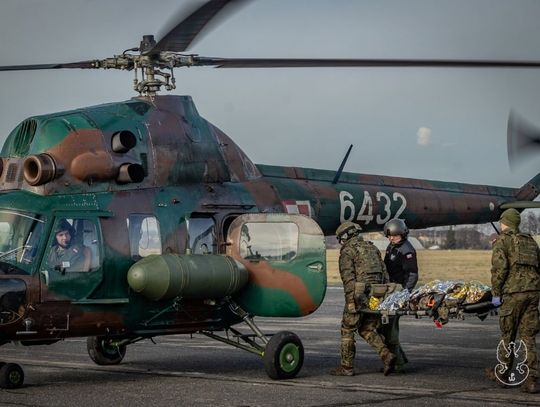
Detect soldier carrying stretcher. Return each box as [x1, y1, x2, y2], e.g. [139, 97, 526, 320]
[330, 221, 396, 376]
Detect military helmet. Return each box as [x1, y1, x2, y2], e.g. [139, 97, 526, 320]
[336, 221, 361, 242]
[383, 218, 409, 238]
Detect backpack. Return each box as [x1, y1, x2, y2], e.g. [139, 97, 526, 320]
[509, 233, 540, 268]
[353, 240, 386, 284]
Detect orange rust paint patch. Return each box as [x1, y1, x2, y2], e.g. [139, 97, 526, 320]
[238, 258, 317, 315]
[242, 179, 281, 210]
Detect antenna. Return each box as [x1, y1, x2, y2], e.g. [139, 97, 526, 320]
[332, 144, 353, 184]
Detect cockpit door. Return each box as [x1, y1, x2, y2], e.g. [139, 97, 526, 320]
[39, 216, 103, 302]
[227, 213, 326, 317]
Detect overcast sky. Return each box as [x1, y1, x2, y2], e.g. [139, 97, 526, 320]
[1, 0, 539, 188]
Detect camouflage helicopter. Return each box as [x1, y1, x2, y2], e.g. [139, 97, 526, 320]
[1, 0, 540, 389]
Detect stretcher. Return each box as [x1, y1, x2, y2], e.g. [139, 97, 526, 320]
[361, 301, 497, 325]
[357, 280, 498, 326]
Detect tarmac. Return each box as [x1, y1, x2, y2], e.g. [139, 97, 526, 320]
[0, 286, 539, 406]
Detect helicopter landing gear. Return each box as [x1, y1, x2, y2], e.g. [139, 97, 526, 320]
[87, 336, 127, 365]
[263, 331, 304, 380]
[0, 362, 24, 389]
[201, 301, 304, 380]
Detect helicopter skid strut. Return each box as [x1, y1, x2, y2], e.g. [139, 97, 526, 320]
[200, 301, 305, 380]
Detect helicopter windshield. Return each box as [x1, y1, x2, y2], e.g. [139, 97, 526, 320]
[0, 210, 45, 274]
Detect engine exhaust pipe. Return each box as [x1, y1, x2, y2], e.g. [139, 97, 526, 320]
[23, 154, 57, 186]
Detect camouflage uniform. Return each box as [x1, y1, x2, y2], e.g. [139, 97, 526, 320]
[338, 235, 394, 371]
[491, 227, 540, 381]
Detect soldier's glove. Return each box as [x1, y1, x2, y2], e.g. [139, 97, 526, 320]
[356, 294, 368, 309]
[491, 296, 502, 307]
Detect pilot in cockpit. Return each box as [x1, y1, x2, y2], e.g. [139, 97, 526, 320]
[47, 219, 91, 272]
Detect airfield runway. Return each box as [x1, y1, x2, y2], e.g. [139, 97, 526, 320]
[0, 287, 538, 407]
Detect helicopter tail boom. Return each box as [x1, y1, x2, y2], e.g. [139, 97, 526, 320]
[513, 172, 540, 201]
[257, 164, 539, 234]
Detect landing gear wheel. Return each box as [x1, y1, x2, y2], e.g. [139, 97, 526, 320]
[87, 336, 126, 365]
[263, 331, 304, 380]
[0, 363, 24, 389]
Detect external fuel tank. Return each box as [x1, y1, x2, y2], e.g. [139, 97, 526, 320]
[127, 254, 248, 301]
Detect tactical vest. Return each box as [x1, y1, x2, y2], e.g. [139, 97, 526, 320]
[497, 231, 540, 294]
[509, 233, 540, 268]
[352, 240, 386, 284]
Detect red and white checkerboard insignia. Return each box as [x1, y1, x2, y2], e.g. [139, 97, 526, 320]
[282, 200, 313, 217]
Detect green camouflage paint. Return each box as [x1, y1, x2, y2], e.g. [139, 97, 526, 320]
[0, 95, 538, 345]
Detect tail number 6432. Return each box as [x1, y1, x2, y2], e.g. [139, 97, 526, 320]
[339, 190, 407, 226]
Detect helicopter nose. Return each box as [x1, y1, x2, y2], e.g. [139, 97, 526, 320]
[0, 278, 26, 325]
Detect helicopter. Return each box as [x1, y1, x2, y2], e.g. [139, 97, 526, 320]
[1, 0, 540, 389]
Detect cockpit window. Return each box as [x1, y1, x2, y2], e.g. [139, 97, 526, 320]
[239, 222, 299, 262]
[0, 210, 45, 273]
[127, 215, 162, 259]
[45, 218, 100, 273]
[189, 217, 216, 254]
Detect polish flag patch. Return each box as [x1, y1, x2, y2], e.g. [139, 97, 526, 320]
[282, 200, 313, 218]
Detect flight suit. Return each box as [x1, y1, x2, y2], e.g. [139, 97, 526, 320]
[47, 243, 88, 272]
[338, 235, 394, 371]
[383, 238, 418, 370]
[491, 228, 540, 382]
[384, 239, 418, 291]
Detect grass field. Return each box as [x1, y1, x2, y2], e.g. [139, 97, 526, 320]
[326, 249, 492, 286]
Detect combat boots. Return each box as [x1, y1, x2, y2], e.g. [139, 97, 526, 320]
[521, 377, 538, 394]
[329, 366, 354, 376]
[380, 349, 396, 376]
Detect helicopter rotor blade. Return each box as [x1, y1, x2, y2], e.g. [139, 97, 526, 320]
[193, 57, 540, 69]
[507, 110, 540, 170]
[0, 61, 98, 71]
[2, 57, 540, 74]
[148, 0, 248, 55]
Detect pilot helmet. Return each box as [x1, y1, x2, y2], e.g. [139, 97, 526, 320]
[336, 221, 361, 243]
[383, 218, 409, 238]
